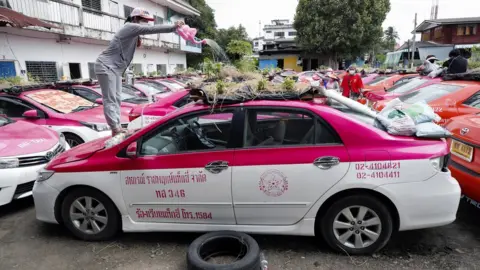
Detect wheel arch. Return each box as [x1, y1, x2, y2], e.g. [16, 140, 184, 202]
[62, 132, 85, 145]
[314, 188, 400, 236]
[54, 185, 121, 226]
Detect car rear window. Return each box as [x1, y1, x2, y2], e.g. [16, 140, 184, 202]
[135, 82, 168, 94]
[387, 78, 429, 94]
[160, 81, 184, 91]
[399, 83, 463, 104]
[367, 76, 389, 86]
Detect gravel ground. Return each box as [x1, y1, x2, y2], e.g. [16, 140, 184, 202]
[1, 198, 480, 270]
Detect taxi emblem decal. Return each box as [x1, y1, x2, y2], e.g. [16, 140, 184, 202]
[259, 169, 288, 197]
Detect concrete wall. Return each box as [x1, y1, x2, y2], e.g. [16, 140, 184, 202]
[0, 30, 186, 79]
[264, 27, 296, 40]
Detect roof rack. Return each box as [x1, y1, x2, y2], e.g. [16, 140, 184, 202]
[443, 71, 480, 82]
[55, 78, 98, 86]
[189, 86, 324, 106]
[0, 83, 55, 95]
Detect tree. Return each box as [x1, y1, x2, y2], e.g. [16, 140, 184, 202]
[294, 0, 390, 66]
[226, 40, 252, 60]
[184, 0, 217, 67]
[216, 25, 249, 50]
[383, 26, 399, 51]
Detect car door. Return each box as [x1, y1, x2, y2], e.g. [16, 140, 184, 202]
[120, 108, 241, 225]
[232, 107, 350, 225]
[0, 97, 47, 125]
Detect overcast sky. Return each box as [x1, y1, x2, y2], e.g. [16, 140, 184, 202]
[205, 0, 478, 45]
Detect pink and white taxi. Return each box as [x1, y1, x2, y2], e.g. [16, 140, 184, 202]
[0, 84, 129, 146]
[0, 115, 67, 206]
[33, 95, 460, 255]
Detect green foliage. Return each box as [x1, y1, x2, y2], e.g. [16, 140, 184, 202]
[203, 58, 222, 78]
[375, 53, 386, 63]
[148, 71, 158, 76]
[294, 0, 390, 60]
[234, 58, 257, 72]
[257, 78, 267, 91]
[216, 80, 226, 94]
[468, 61, 480, 69]
[226, 40, 252, 61]
[282, 77, 295, 91]
[383, 26, 399, 51]
[0, 76, 24, 86]
[216, 25, 249, 50]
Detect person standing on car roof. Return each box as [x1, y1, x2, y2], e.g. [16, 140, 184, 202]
[340, 65, 364, 99]
[443, 49, 468, 74]
[95, 7, 184, 136]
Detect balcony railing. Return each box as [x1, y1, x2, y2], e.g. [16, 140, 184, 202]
[10, 0, 185, 45]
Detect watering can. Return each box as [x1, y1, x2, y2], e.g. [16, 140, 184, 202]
[177, 25, 207, 45]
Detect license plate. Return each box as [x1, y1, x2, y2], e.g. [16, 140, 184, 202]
[451, 140, 474, 162]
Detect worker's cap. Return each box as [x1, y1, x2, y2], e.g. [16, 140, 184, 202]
[426, 55, 439, 61]
[130, 7, 155, 21]
[348, 65, 357, 70]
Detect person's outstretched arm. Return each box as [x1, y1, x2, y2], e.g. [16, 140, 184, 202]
[121, 23, 178, 38]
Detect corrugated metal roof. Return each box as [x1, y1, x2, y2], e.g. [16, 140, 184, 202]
[0, 7, 59, 29]
[414, 17, 480, 33]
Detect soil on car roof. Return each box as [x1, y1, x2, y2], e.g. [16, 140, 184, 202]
[1, 198, 480, 270]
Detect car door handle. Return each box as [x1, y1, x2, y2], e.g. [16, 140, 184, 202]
[313, 156, 340, 170]
[205, 160, 229, 174]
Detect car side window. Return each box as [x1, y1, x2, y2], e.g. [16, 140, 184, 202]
[243, 109, 340, 147]
[463, 91, 480, 108]
[173, 95, 191, 108]
[140, 111, 234, 156]
[0, 99, 34, 118]
[74, 88, 101, 102]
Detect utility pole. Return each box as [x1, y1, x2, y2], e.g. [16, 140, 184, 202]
[411, 13, 417, 69]
[259, 20, 261, 38]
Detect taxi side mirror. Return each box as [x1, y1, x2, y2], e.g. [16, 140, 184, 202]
[95, 98, 103, 105]
[23, 110, 39, 119]
[126, 141, 138, 158]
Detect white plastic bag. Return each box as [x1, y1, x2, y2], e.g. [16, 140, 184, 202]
[415, 122, 451, 138]
[403, 101, 441, 124]
[375, 109, 416, 136]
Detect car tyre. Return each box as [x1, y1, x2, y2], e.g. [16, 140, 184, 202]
[320, 195, 393, 255]
[61, 187, 120, 241]
[186, 231, 261, 270]
[64, 133, 84, 147]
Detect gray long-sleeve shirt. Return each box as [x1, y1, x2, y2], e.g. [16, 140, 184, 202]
[96, 23, 177, 75]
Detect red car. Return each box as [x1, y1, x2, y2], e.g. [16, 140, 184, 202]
[128, 90, 190, 123]
[445, 113, 480, 207]
[0, 84, 129, 146]
[366, 77, 442, 102]
[132, 80, 185, 101]
[55, 81, 149, 109]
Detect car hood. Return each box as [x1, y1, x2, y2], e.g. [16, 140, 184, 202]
[47, 136, 109, 168]
[65, 106, 129, 123]
[0, 120, 59, 157]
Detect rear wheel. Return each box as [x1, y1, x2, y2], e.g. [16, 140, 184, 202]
[61, 187, 120, 241]
[320, 195, 393, 255]
[64, 133, 84, 147]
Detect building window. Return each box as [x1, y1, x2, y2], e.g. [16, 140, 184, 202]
[266, 31, 272, 33]
[274, 32, 285, 38]
[434, 27, 443, 39]
[154, 16, 164, 25]
[25, 61, 58, 82]
[288, 31, 297, 36]
[88, 63, 96, 79]
[176, 64, 185, 72]
[157, 64, 167, 75]
[124, 5, 134, 18]
[82, 0, 101, 11]
[131, 63, 143, 75]
[422, 31, 430, 41]
[0, 0, 11, 8]
[254, 42, 259, 46]
[457, 25, 477, 36]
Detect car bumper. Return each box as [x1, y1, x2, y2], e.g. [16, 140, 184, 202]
[449, 160, 480, 202]
[0, 164, 45, 206]
[32, 180, 60, 224]
[375, 170, 460, 231]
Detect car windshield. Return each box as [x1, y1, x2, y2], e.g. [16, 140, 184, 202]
[0, 115, 13, 126]
[93, 86, 136, 101]
[26, 90, 97, 114]
[159, 81, 184, 91]
[399, 84, 463, 104]
[134, 82, 168, 94]
[387, 78, 429, 94]
[367, 76, 389, 86]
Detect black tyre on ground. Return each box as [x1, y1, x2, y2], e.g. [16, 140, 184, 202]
[64, 133, 84, 147]
[186, 231, 261, 270]
[61, 187, 120, 241]
[320, 195, 393, 255]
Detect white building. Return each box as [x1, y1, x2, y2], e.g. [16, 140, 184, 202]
[263, 19, 296, 42]
[252, 36, 264, 53]
[0, 0, 201, 81]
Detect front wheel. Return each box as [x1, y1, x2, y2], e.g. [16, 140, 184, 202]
[320, 195, 393, 255]
[64, 133, 84, 148]
[61, 187, 120, 241]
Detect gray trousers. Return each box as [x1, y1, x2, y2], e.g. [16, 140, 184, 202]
[95, 62, 122, 130]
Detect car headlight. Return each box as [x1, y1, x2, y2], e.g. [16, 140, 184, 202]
[37, 168, 55, 182]
[80, 122, 111, 132]
[0, 158, 19, 169]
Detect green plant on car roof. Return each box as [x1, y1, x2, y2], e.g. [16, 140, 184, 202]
[282, 77, 295, 91]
